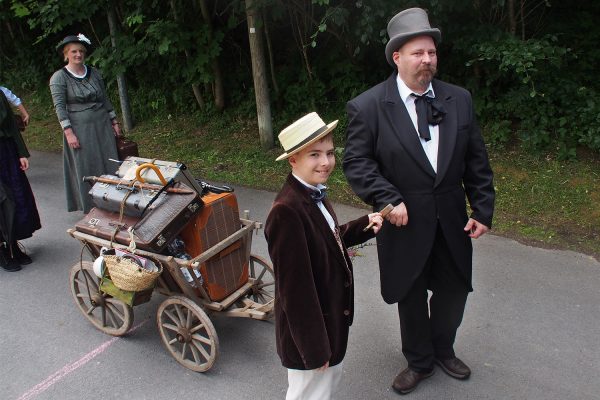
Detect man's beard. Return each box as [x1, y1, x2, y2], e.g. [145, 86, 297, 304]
[417, 66, 437, 87]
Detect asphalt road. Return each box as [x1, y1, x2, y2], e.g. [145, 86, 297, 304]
[1, 150, 599, 400]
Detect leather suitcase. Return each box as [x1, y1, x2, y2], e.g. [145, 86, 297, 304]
[76, 187, 203, 252]
[89, 175, 169, 218]
[116, 136, 139, 160]
[116, 157, 204, 194]
[75, 207, 139, 246]
[179, 192, 250, 301]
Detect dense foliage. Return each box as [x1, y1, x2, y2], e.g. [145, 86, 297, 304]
[1, 0, 599, 158]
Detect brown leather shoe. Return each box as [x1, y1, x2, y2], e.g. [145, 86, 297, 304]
[434, 357, 471, 380]
[392, 367, 434, 395]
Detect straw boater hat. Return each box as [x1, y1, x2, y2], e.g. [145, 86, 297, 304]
[55, 33, 92, 55]
[385, 8, 441, 66]
[276, 112, 338, 161]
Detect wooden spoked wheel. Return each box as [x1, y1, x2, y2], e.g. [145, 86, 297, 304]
[246, 255, 275, 305]
[156, 295, 219, 372]
[69, 261, 133, 336]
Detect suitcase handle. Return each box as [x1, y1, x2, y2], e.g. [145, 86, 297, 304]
[135, 163, 168, 185]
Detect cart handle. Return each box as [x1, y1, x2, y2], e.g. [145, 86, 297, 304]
[135, 163, 168, 185]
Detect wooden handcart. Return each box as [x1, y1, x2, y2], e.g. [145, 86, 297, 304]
[66, 166, 274, 372]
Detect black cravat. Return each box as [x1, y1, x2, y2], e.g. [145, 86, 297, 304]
[412, 93, 431, 141]
[411, 92, 446, 142]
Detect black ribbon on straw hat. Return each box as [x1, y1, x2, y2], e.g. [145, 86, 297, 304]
[285, 124, 330, 155]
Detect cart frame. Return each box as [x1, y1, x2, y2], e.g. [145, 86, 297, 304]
[67, 215, 274, 372]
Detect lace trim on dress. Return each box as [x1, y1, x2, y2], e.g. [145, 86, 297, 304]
[65, 65, 88, 79]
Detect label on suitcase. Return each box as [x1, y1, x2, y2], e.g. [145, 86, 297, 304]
[116, 157, 204, 194]
[76, 185, 203, 252]
[179, 192, 249, 301]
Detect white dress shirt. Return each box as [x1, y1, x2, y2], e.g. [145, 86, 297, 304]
[396, 75, 439, 173]
[292, 174, 335, 231]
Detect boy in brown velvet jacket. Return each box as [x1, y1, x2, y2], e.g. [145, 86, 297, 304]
[265, 112, 383, 399]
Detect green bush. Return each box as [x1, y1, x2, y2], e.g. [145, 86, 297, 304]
[466, 34, 599, 159]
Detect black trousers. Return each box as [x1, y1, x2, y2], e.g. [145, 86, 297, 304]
[397, 223, 470, 372]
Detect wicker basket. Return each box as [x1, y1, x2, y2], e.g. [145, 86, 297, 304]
[104, 254, 162, 292]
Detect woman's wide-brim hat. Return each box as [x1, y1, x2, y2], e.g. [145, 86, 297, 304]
[56, 33, 92, 55]
[276, 112, 338, 161]
[385, 8, 441, 66]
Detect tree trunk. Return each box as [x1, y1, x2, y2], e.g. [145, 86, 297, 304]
[211, 62, 225, 111]
[199, 0, 225, 111]
[520, 0, 526, 40]
[5, 21, 15, 41]
[245, 0, 273, 150]
[192, 85, 206, 110]
[171, 0, 205, 110]
[262, 10, 279, 97]
[507, 0, 517, 36]
[107, 6, 134, 132]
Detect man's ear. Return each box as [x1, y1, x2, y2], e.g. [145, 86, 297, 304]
[392, 51, 401, 67]
[288, 155, 296, 167]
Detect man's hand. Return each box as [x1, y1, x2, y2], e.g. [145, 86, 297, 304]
[19, 157, 29, 171]
[387, 203, 408, 227]
[464, 218, 490, 239]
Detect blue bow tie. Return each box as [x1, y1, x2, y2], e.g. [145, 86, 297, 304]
[309, 188, 327, 203]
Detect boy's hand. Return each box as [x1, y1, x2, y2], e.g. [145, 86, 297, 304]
[316, 361, 329, 371]
[367, 212, 384, 234]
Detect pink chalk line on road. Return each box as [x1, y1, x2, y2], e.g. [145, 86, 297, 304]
[17, 319, 149, 400]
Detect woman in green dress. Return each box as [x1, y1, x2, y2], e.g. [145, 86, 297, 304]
[49, 34, 122, 213]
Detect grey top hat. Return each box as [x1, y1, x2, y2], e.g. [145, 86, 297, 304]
[385, 8, 441, 66]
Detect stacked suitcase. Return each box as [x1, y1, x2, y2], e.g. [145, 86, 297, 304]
[74, 157, 248, 301]
[179, 192, 250, 301]
[75, 184, 203, 252]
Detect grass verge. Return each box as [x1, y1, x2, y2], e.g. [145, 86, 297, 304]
[24, 100, 600, 260]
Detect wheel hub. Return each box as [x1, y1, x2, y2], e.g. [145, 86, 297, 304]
[176, 328, 192, 343]
[90, 293, 105, 307]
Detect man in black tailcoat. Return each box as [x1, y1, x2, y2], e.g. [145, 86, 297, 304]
[343, 7, 495, 395]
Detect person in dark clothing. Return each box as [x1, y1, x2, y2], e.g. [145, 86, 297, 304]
[265, 112, 383, 399]
[343, 8, 495, 395]
[0, 91, 41, 271]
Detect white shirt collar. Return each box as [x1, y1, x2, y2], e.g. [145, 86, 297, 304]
[292, 173, 327, 193]
[396, 74, 435, 103]
[66, 64, 88, 78]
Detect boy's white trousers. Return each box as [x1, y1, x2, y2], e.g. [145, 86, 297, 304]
[286, 362, 343, 400]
